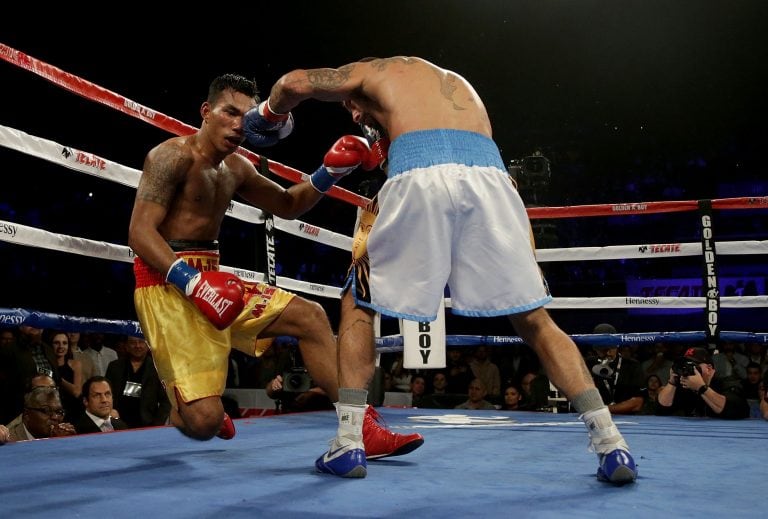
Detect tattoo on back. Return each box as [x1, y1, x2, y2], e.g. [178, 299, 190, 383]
[433, 68, 466, 111]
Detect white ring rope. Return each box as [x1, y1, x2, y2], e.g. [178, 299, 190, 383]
[1, 124, 765, 307]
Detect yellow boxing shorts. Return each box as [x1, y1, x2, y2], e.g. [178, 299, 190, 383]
[134, 250, 294, 408]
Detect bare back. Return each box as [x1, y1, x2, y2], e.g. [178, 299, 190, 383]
[357, 57, 493, 141]
[272, 56, 493, 142]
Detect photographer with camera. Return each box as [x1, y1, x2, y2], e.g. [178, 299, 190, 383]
[657, 347, 750, 419]
[265, 349, 333, 415]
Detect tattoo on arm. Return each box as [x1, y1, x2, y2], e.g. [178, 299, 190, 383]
[307, 64, 355, 89]
[136, 146, 189, 206]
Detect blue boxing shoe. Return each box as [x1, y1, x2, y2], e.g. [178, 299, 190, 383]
[581, 407, 638, 485]
[597, 448, 638, 485]
[315, 437, 367, 478]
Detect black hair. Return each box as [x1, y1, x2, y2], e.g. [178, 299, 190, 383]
[208, 74, 260, 104]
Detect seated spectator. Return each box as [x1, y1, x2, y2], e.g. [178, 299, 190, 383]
[48, 330, 84, 422]
[455, 379, 496, 410]
[80, 332, 118, 378]
[105, 336, 170, 428]
[657, 347, 750, 419]
[742, 362, 762, 401]
[67, 331, 95, 381]
[389, 353, 412, 392]
[745, 342, 767, 374]
[712, 341, 748, 389]
[75, 376, 129, 434]
[641, 342, 674, 385]
[3, 325, 60, 423]
[639, 374, 662, 415]
[6, 386, 77, 441]
[589, 342, 645, 415]
[518, 371, 551, 411]
[469, 346, 501, 399]
[417, 371, 466, 409]
[500, 384, 524, 411]
[0, 423, 9, 444]
[409, 374, 428, 408]
[4, 374, 58, 433]
[445, 347, 472, 394]
[760, 369, 768, 421]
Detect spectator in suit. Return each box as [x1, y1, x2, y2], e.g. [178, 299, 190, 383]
[75, 376, 128, 434]
[4, 374, 58, 434]
[6, 386, 77, 441]
[105, 336, 170, 428]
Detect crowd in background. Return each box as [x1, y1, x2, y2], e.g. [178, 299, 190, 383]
[3, 321, 768, 445]
[1, 326, 170, 443]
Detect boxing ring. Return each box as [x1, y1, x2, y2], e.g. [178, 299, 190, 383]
[2, 44, 768, 517]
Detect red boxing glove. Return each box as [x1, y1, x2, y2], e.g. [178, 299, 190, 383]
[324, 135, 371, 171]
[310, 135, 372, 192]
[166, 259, 245, 330]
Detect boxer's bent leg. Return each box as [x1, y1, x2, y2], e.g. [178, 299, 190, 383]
[135, 285, 230, 440]
[258, 296, 340, 401]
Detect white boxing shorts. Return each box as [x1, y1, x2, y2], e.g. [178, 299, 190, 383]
[363, 129, 552, 321]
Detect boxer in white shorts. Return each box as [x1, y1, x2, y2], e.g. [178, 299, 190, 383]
[250, 56, 638, 485]
[366, 128, 551, 321]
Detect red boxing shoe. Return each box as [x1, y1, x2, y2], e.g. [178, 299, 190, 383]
[217, 413, 236, 440]
[363, 406, 424, 459]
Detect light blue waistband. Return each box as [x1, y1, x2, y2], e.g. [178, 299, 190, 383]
[387, 129, 506, 177]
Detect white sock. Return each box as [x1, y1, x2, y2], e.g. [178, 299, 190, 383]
[335, 403, 366, 443]
[580, 406, 629, 455]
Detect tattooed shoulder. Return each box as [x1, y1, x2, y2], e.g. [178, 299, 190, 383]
[137, 143, 192, 206]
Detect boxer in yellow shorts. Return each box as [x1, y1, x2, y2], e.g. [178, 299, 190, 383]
[134, 248, 294, 407]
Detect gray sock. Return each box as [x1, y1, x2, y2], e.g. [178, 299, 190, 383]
[339, 387, 368, 406]
[570, 388, 605, 415]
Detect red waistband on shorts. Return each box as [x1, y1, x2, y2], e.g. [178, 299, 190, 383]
[134, 251, 220, 288]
